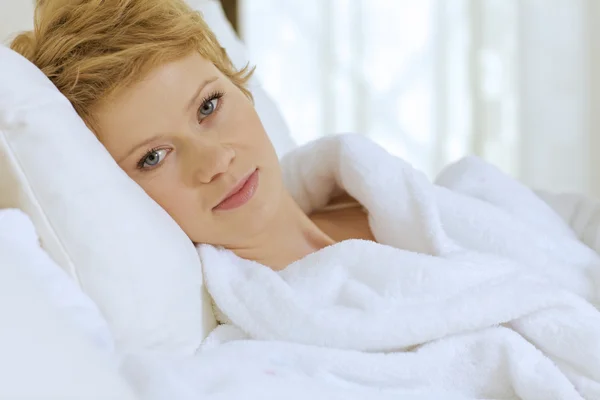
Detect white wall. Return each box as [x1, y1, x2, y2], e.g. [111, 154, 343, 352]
[0, 0, 34, 45]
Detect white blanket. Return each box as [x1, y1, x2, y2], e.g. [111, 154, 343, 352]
[128, 134, 600, 399]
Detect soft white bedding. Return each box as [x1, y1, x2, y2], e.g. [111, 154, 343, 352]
[4, 135, 598, 399]
[121, 134, 600, 399]
[0, 209, 135, 399]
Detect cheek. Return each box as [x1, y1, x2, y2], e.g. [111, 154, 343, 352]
[222, 93, 266, 140]
[239, 110, 274, 154]
[225, 99, 280, 170]
[141, 175, 201, 223]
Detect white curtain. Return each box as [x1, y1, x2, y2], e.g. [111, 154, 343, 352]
[241, 0, 600, 196]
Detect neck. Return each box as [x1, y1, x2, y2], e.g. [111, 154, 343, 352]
[230, 192, 334, 270]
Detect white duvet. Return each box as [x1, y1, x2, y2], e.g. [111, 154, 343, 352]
[125, 134, 600, 400]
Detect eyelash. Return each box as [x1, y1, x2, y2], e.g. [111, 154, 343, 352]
[136, 147, 168, 170]
[198, 90, 225, 122]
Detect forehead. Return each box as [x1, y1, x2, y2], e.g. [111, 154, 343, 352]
[93, 53, 220, 159]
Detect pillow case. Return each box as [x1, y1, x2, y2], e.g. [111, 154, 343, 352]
[0, 209, 115, 353]
[0, 45, 214, 354]
[0, 212, 136, 400]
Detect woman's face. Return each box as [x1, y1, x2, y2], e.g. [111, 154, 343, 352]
[93, 52, 283, 246]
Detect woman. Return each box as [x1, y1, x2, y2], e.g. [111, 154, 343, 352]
[11, 0, 375, 270]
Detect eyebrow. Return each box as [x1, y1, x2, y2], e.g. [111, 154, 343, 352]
[186, 76, 219, 112]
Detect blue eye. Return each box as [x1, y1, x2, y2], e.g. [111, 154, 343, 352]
[138, 148, 169, 169]
[198, 98, 218, 118]
[197, 91, 224, 122]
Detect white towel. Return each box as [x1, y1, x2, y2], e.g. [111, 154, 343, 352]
[194, 134, 600, 399]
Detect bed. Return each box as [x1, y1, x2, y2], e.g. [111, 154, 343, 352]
[1, 1, 600, 399]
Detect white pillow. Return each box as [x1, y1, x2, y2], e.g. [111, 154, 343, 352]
[0, 215, 136, 400]
[0, 209, 115, 353]
[0, 45, 214, 354]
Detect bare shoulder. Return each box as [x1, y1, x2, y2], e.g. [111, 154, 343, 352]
[309, 193, 375, 242]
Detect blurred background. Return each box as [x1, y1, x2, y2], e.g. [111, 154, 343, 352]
[2, 0, 600, 196]
[236, 0, 600, 196]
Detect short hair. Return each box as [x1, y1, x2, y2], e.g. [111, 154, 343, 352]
[10, 0, 254, 131]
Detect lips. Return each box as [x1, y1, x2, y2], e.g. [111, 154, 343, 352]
[213, 169, 259, 211]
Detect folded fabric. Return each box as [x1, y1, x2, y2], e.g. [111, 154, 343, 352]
[0, 209, 114, 352]
[193, 134, 600, 399]
[0, 209, 134, 399]
[536, 190, 600, 255]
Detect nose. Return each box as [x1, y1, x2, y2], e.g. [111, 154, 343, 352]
[190, 139, 235, 184]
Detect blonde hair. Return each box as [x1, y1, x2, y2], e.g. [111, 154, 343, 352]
[10, 0, 254, 131]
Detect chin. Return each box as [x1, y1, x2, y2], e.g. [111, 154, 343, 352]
[243, 180, 281, 229]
